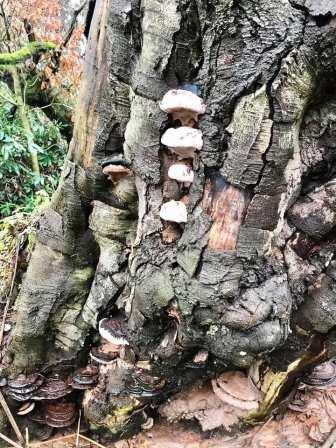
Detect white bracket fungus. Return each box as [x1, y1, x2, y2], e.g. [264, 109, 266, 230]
[159, 200, 188, 223]
[168, 163, 194, 185]
[160, 89, 206, 126]
[161, 127, 203, 158]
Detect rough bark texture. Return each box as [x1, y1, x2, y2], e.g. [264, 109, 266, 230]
[6, 0, 336, 441]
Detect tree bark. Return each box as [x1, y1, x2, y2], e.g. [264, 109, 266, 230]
[7, 0, 336, 440]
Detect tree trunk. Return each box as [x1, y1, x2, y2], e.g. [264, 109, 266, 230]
[7, 0, 336, 441]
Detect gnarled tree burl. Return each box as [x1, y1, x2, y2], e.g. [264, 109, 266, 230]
[7, 0, 336, 439]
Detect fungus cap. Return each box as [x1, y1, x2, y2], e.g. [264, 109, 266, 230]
[70, 366, 99, 389]
[32, 378, 72, 400]
[168, 163, 194, 184]
[161, 127, 203, 152]
[160, 89, 206, 115]
[160, 200, 188, 223]
[303, 361, 336, 386]
[46, 402, 76, 428]
[98, 318, 129, 346]
[90, 343, 120, 365]
[17, 401, 35, 416]
[102, 164, 133, 183]
[8, 374, 44, 390]
[211, 371, 260, 411]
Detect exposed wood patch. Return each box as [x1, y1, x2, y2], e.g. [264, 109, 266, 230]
[201, 174, 249, 251]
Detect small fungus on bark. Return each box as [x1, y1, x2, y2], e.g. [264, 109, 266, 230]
[70, 365, 99, 389]
[159, 89, 206, 126]
[17, 401, 35, 416]
[6, 374, 44, 402]
[90, 343, 120, 365]
[102, 164, 133, 184]
[168, 163, 194, 186]
[161, 127, 203, 159]
[98, 318, 130, 346]
[32, 377, 72, 401]
[159, 200, 188, 223]
[211, 371, 260, 411]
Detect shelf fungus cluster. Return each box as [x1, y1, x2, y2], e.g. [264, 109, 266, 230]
[302, 360, 336, 388]
[3, 367, 99, 430]
[6, 374, 44, 402]
[159, 370, 261, 433]
[89, 318, 131, 367]
[159, 89, 206, 231]
[46, 402, 77, 428]
[69, 366, 99, 390]
[126, 370, 166, 400]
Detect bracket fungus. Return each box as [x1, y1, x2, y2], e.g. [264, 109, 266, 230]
[17, 401, 35, 416]
[98, 318, 130, 346]
[46, 402, 77, 428]
[102, 157, 133, 183]
[126, 370, 166, 400]
[32, 377, 72, 401]
[302, 360, 336, 387]
[6, 374, 44, 401]
[70, 365, 99, 390]
[102, 164, 133, 184]
[90, 343, 120, 365]
[159, 89, 206, 127]
[161, 127, 203, 159]
[168, 163, 194, 186]
[211, 371, 260, 411]
[160, 200, 188, 223]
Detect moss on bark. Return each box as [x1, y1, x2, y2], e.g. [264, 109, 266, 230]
[0, 42, 56, 66]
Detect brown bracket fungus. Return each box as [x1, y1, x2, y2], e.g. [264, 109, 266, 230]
[32, 377, 73, 401]
[159, 89, 206, 127]
[98, 318, 130, 346]
[161, 127, 203, 159]
[70, 365, 99, 390]
[302, 360, 336, 387]
[126, 370, 166, 400]
[45, 401, 77, 428]
[211, 371, 260, 411]
[89, 342, 120, 365]
[6, 373, 45, 402]
[102, 164, 133, 184]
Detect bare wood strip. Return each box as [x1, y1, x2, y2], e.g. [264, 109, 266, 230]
[0, 391, 24, 444]
[0, 431, 23, 448]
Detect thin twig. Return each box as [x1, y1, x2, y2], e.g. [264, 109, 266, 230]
[0, 91, 17, 105]
[79, 434, 107, 448]
[75, 409, 81, 447]
[30, 433, 107, 447]
[0, 232, 21, 347]
[25, 427, 29, 448]
[0, 391, 24, 444]
[0, 430, 23, 448]
[30, 102, 74, 112]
